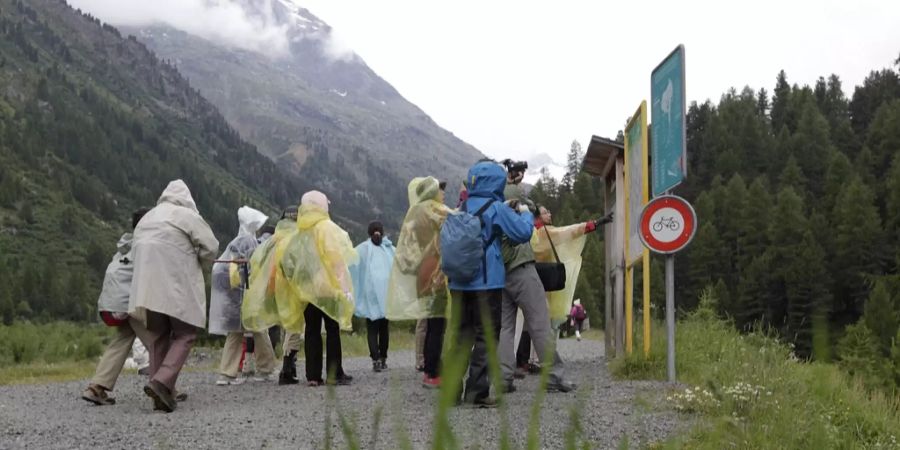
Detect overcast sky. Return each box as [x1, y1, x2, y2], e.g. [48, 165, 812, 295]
[303, 0, 900, 163]
[72, 0, 900, 164]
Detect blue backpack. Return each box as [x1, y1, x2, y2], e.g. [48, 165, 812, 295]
[440, 200, 495, 284]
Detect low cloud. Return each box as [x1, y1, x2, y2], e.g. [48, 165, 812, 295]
[69, 0, 297, 57]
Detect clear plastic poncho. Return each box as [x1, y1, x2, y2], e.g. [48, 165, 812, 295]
[280, 204, 358, 331]
[208, 206, 268, 335]
[532, 223, 588, 321]
[350, 238, 395, 321]
[241, 218, 298, 332]
[386, 177, 452, 320]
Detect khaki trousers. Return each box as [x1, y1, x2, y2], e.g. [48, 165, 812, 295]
[91, 317, 154, 390]
[218, 331, 276, 378]
[283, 331, 303, 354]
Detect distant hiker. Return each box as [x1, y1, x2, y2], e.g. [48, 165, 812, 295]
[82, 207, 167, 406]
[443, 160, 534, 407]
[129, 180, 219, 413]
[209, 206, 278, 386]
[281, 191, 358, 386]
[498, 169, 577, 394]
[350, 221, 396, 372]
[385, 177, 451, 388]
[570, 299, 587, 341]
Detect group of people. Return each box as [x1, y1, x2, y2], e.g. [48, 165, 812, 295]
[80, 158, 611, 412]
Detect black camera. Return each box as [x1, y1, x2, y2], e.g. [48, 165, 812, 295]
[501, 159, 528, 174]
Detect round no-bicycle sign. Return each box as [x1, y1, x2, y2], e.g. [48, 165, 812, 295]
[639, 195, 697, 254]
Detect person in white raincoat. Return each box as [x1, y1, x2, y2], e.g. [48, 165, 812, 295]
[350, 221, 396, 372]
[210, 206, 279, 386]
[129, 180, 218, 412]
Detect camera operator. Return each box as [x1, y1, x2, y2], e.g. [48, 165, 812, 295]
[498, 159, 576, 394]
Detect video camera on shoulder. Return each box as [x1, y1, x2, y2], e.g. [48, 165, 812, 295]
[501, 159, 528, 174]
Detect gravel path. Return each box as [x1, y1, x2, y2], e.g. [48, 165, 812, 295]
[0, 338, 684, 449]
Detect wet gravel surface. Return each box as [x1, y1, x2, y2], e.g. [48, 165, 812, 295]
[0, 339, 684, 449]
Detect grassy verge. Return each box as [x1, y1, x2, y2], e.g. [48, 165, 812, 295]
[612, 300, 900, 449]
[0, 320, 417, 385]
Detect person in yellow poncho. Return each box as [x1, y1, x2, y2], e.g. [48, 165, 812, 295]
[281, 191, 359, 386]
[241, 207, 301, 384]
[385, 177, 451, 387]
[528, 205, 612, 351]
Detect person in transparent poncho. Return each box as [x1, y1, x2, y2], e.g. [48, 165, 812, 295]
[280, 191, 358, 386]
[240, 207, 304, 385]
[350, 221, 396, 372]
[385, 177, 451, 388]
[209, 206, 278, 386]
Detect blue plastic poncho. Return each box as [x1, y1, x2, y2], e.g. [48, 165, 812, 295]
[350, 238, 395, 321]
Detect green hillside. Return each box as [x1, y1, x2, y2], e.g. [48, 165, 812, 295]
[0, 0, 311, 322]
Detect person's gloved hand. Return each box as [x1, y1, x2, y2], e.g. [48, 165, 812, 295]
[517, 203, 530, 214]
[344, 292, 354, 304]
[593, 212, 614, 227]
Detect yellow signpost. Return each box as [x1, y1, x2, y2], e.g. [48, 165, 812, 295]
[623, 101, 651, 357]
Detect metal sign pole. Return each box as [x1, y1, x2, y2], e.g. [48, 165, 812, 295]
[666, 254, 676, 382]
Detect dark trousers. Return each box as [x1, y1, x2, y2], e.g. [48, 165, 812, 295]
[145, 310, 198, 392]
[424, 317, 446, 378]
[516, 330, 531, 367]
[304, 304, 344, 382]
[366, 318, 390, 361]
[447, 290, 502, 402]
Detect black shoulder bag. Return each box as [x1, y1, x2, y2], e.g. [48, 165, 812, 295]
[534, 227, 566, 292]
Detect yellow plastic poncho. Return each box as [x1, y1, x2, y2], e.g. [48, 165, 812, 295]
[386, 177, 452, 320]
[280, 204, 358, 331]
[241, 219, 298, 332]
[532, 223, 588, 321]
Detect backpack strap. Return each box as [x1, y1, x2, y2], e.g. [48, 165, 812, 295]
[472, 200, 496, 284]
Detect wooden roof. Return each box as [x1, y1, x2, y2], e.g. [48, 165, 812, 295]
[582, 135, 623, 177]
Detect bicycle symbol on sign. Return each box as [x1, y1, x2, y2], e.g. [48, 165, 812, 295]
[652, 216, 681, 233]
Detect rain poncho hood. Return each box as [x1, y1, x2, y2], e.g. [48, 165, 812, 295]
[279, 204, 358, 331]
[242, 218, 298, 332]
[386, 177, 452, 320]
[533, 223, 588, 321]
[448, 162, 535, 291]
[97, 233, 135, 313]
[350, 237, 395, 320]
[129, 180, 219, 328]
[208, 206, 268, 335]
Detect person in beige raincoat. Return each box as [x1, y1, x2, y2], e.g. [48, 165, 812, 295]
[129, 180, 219, 412]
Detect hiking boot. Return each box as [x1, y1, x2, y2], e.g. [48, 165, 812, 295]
[500, 382, 517, 394]
[546, 381, 577, 393]
[527, 363, 542, 374]
[279, 353, 299, 385]
[138, 367, 150, 376]
[307, 379, 324, 387]
[422, 375, 441, 389]
[215, 375, 246, 386]
[174, 391, 188, 402]
[144, 380, 176, 413]
[372, 360, 382, 372]
[327, 373, 353, 386]
[466, 396, 499, 409]
[81, 384, 115, 406]
[513, 366, 528, 379]
[379, 358, 388, 371]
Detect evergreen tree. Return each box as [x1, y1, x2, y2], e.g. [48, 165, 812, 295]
[756, 87, 770, 120]
[561, 140, 583, 192]
[832, 176, 885, 323]
[778, 155, 807, 195]
[738, 176, 771, 267]
[863, 281, 899, 356]
[886, 153, 900, 263]
[767, 187, 808, 330]
[784, 230, 831, 357]
[736, 252, 773, 330]
[719, 174, 749, 295]
[837, 322, 884, 384]
[686, 222, 724, 308]
[790, 101, 835, 199]
[849, 68, 900, 135]
[771, 70, 792, 133]
[822, 152, 853, 214]
[864, 99, 900, 185]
